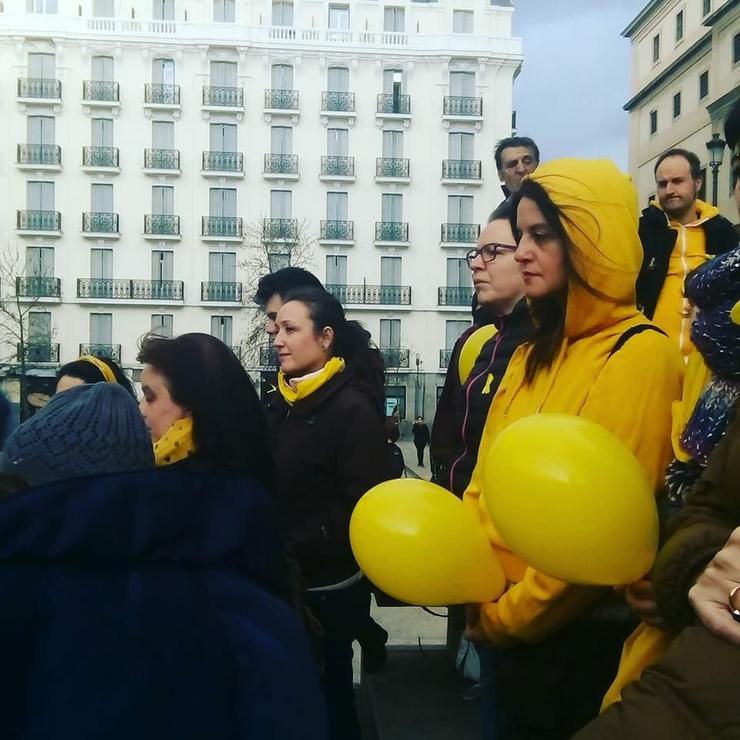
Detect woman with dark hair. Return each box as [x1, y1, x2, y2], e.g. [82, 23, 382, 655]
[137, 332, 272, 488]
[463, 160, 684, 739]
[56, 355, 136, 397]
[266, 287, 393, 740]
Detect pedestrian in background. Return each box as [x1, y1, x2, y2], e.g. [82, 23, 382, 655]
[412, 415, 430, 466]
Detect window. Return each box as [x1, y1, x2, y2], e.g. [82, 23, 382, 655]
[27, 181, 54, 211]
[327, 191, 348, 221]
[703, 0, 711, 16]
[384, 7, 404, 33]
[452, 10, 473, 34]
[649, 109, 658, 135]
[446, 258, 470, 288]
[675, 10, 684, 42]
[27, 0, 57, 12]
[384, 386, 406, 418]
[327, 66, 349, 92]
[381, 256, 402, 285]
[210, 316, 233, 345]
[383, 68, 404, 95]
[91, 118, 113, 147]
[208, 252, 237, 283]
[151, 314, 173, 337]
[27, 116, 55, 145]
[699, 70, 709, 99]
[93, 0, 114, 16]
[449, 70, 475, 97]
[328, 5, 349, 30]
[152, 120, 174, 149]
[381, 193, 403, 222]
[272, 0, 293, 26]
[270, 190, 292, 218]
[210, 60, 237, 87]
[652, 34, 660, 63]
[271, 63, 294, 90]
[445, 320, 469, 349]
[210, 122, 237, 152]
[152, 185, 174, 215]
[90, 313, 113, 345]
[673, 91, 681, 118]
[327, 128, 349, 156]
[209, 188, 237, 217]
[29, 311, 51, 343]
[91, 55, 114, 81]
[734, 33, 740, 64]
[447, 194, 474, 223]
[26, 246, 54, 277]
[152, 58, 175, 85]
[153, 0, 175, 21]
[380, 319, 401, 349]
[383, 130, 404, 158]
[449, 131, 474, 160]
[151, 250, 174, 281]
[269, 254, 290, 272]
[326, 255, 347, 285]
[90, 248, 113, 278]
[28, 52, 55, 79]
[270, 125, 293, 154]
[91, 183, 113, 213]
[214, 0, 234, 22]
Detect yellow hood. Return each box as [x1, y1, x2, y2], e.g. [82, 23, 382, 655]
[649, 197, 721, 227]
[529, 159, 643, 339]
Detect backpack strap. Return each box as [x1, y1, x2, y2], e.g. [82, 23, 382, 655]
[609, 324, 668, 357]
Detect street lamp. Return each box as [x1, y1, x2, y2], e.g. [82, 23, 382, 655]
[415, 352, 422, 418]
[705, 132, 726, 207]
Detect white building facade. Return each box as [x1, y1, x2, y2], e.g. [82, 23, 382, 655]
[0, 0, 522, 423]
[623, 0, 740, 221]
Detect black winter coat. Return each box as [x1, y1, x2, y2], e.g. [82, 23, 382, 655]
[265, 371, 394, 589]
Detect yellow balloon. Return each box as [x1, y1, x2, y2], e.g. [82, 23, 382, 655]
[458, 325, 498, 385]
[482, 414, 658, 586]
[350, 479, 505, 606]
[731, 300, 740, 326]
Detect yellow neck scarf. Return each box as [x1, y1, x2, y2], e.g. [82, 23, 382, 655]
[278, 356, 346, 405]
[154, 416, 197, 467]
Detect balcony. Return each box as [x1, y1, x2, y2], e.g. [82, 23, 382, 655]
[201, 216, 243, 242]
[442, 159, 482, 184]
[77, 278, 184, 301]
[16, 210, 61, 236]
[376, 94, 411, 124]
[320, 91, 356, 119]
[82, 145, 120, 173]
[442, 96, 483, 122]
[16, 276, 61, 300]
[319, 220, 354, 245]
[201, 281, 243, 303]
[326, 283, 412, 306]
[82, 80, 120, 108]
[259, 343, 279, 369]
[144, 83, 181, 113]
[201, 150, 244, 178]
[82, 212, 119, 237]
[202, 85, 244, 112]
[144, 148, 181, 174]
[375, 221, 409, 245]
[17, 77, 62, 104]
[16, 143, 61, 171]
[380, 348, 411, 369]
[263, 153, 299, 180]
[320, 155, 355, 182]
[262, 218, 299, 243]
[144, 214, 180, 240]
[264, 89, 299, 119]
[18, 343, 60, 364]
[375, 157, 410, 183]
[438, 286, 474, 307]
[441, 223, 480, 245]
[439, 349, 453, 369]
[79, 343, 121, 363]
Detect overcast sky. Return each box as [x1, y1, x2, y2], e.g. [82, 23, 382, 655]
[512, 0, 647, 169]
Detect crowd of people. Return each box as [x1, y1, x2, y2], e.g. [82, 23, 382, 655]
[0, 98, 736, 739]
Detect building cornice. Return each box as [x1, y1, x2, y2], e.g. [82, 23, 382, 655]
[622, 0, 665, 38]
[707, 86, 740, 121]
[703, 0, 740, 27]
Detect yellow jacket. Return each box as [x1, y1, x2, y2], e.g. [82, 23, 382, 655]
[463, 159, 684, 646]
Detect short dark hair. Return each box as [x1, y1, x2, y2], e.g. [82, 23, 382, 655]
[654, 148, 702, 181]
[494, 137, 540, 171]
[253, 267, 323, 308]
[488, 196, 515, 224]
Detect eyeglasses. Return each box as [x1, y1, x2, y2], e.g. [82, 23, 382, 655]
[465, 243, 517, 267]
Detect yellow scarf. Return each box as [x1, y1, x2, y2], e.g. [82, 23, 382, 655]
[277, 356, 346, 405]
[154, 416, 197, 467]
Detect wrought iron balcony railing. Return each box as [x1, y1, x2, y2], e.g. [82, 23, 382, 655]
[144, 148, 180, 170]
[201, 216, 243, 238]
[380, 348, 411, 368]
[320, 220, 354, 241]
[262, 218, 299, 242]
[439, 349, 453, 368]
[17, 210, 61, 231]
[375, 221, 409, 242]
[131, 280, 184, 300]
[377, 93, 411, 115]
[259, 343, 279, 368]
[438, 286, 475, 306]
[321, 155, 355, 177]
[77, 278, 184, 300]
[264, 153, 298, 175]
[16, 276, 61, 298]
[443, 95, 483, 116]
[376, 157, 410, 178]
[321, 91, 355, 112]
[442, 159, 482, 180]
[77, 278, 129, 299]
[83, 146, 119, 168]
[18, 343, 60, 364]
[326, 283, 412, 305]
[201, 281, 243, 302]
[83, 80, 120, 102]
[82, 212, 119, 233]
[17, 144, 61, 166]
[17, 77, 61, 99]
[79, 343, 121, 362]
[441, 223, 480, 243]
[144, 214, 180, 236]
[202, 85, 244, 107]
[145, 83, 180, 105]
[202, 150, 244, 172]
[265, 88, 299, 110]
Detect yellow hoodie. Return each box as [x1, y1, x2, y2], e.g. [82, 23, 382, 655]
[463, 159, 684, 646]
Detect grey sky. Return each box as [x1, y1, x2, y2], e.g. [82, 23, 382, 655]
[512, 0, 646, 169]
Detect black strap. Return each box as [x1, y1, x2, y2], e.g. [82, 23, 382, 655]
[609, 325, 667, 357]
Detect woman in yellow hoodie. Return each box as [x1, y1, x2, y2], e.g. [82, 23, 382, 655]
[464, 159, 684, 739]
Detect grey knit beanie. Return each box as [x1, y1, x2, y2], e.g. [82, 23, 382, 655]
[0, 383, 154, 486]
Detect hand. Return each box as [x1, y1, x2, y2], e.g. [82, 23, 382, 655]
[464, 603, 488, 644]
[625, 578, 665, 628]
[689, 527, 740, 646]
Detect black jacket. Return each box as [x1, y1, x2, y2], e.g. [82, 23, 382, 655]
[635, 205, 737, 319]
[265, 371, 394, 589]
